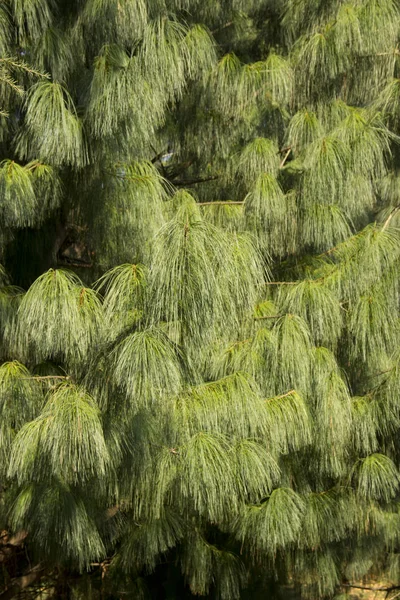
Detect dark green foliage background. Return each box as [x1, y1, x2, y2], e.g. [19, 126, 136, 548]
[1, 0, 400, 598]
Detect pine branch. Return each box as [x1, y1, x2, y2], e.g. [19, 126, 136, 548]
[197, 201, 244, 206]
[375, 47, 400, 56]
[365, 368, 394, 379]
[264, 274, 332, 287]
[0, 72, 23, 96]
[1, 3, 400, 597]
[21, 376, 69, 381]
[342, 583, 400, 592]
[0, 58, 50, 80]
[265, 281, 299, 285]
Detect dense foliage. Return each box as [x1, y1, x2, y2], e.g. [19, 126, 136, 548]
[2, 0, 400, 598]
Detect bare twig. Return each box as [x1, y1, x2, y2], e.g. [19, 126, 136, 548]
[382, 205, 400, 230]
[366, 368, 394, 379]
[265, 281, 299, 285]
[266, 390, 296, 401]
[375, 47, 400, 56]
[150, 147, 168, 164]
[279, 147, 291, 168]
[197, 200, 244, 206]
[22, 376, 69, 381]
[212, 21, 234, 34]
[342, 583, 400, 592]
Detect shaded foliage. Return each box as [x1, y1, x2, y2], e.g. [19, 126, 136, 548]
[1, 1, 400, 600]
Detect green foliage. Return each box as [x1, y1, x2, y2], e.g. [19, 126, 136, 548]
[351, 396, 379, 455]
[16, 82, 86, 166]
[17, 269, 103, 367]
[311, 347, 352, 477]
[11, 0, 54, 42]
[353, 454, 400, 502]
[244, 174, 297, 256]
[236, 138, 280, 186]
[149, 194, 264, 349]
[120, 509, 185, 572]
[264, 390, 311, 454]
[277, 280, 342, 347]
[9, 481, 105, 570]
[1, 1, 400, 599]
[270, 314, 312, 395]
[95, 263, 146, 335]
[107, 326, 184, 412]
[9, 383, 109, 485]
[179, 432, 237, 521]
[181, 532, 247, 600]
[0, 361, 43, 476]
[235, 487, 305, 557]
[90, 160, 166, 265]
[0, 160, 37, 227]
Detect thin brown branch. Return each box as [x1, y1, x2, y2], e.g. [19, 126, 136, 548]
[266, 390, 296, 401]
[22, 375, 69, 381]
[382, 205, 400, 230]
[264, 273, 333, 287]
[375, 47, 400, 56]
[366, 367, 394, 379]
[279, 147, 291, 168]
[318, 242, 342, 256]
[165, 159, 194, 180]
[212, 21, 234, 34]
[265, 281, 299, 285]
[150, 147, 168, 164]
[318, 226, 376, 258]
[197, 201, 244, 206]
[342, 583, 400, 592]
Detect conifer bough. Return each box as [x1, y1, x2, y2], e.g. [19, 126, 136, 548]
[2, 0, 400, 599]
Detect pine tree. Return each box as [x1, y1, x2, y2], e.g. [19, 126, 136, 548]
[2, 1, 400, 598]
